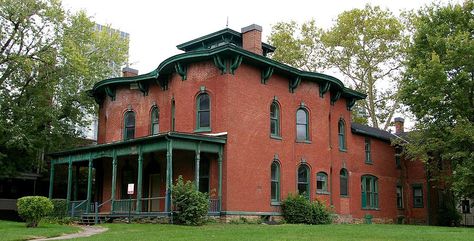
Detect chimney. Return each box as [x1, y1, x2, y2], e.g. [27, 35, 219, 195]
[241, 24, 263, 55]
[122, 67, 139, 77]
[394, 117, 405, 134]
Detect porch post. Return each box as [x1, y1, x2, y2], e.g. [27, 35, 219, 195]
[165, 139, 173, 213]
[218, 146, 223, 212]
[66, 157, 73, 208]
[136, 146, 143, 213]
[86, 156, 93, 213]
[195, 142, 201, 190]
[111, 149, 118, 213]
[73, 165, 79, 201]
[48, 162, 55, 199]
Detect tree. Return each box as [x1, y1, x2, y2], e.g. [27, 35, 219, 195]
[399, 0, 474, 199]
[0, 0, 128, 177]
[268, 5, 406, 129]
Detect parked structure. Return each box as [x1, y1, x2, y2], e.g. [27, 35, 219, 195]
[49, 24, 435, 224]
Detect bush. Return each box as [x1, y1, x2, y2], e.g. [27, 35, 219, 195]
[50, 199, 68, 219]
[172, 176, 209, 225]
[437, 202, 461, 226]
[282, 194, 332, 224]
[17, 196, 54, 228]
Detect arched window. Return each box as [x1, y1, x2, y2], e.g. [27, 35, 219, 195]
[123, 111, 135, 140]
[270, 102, 280, 137]
[361, 175, 378, 209]
[297, 165, 310, 198]
[196, 93, 210, 131]
[150, 106, 159, 135]
[316, 172, 328, 194]
[340, 169, 348, 196]
[338, 119, 346, 151]
[271, 161, 280, 203]
[296, 108, 309, 141]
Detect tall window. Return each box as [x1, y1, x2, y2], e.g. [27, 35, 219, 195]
[199, 159, 210, 193]
[196, 93, 210, 131]
[316, 172, 328, 194]
[338, 119, 346, 151]
[397, 185, 403, 209]
[361, 175, 378, 209]
[365, 138, 372, 164]
[270, 102, 280, 137]
[296, 108, 309, 141]
[413, 185, 423, 208]
[395, 146, 402, 168]
[150, 106, 159, 135]
[123, 111, 135, 140]
[271, 161, 280, 203]
[340, 169, 348, 196]
[297, 165, 310, 198]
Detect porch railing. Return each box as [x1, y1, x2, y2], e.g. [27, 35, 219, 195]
[69, 200, 87, 217]
[139, 197, 166, 213]
[113, 199, 137, 213]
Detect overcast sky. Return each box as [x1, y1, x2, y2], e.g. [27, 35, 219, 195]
[62, 0, 459, 75]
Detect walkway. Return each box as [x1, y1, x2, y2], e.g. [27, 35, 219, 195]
[32, 226, 108, 240]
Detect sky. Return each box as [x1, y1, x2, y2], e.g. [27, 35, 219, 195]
[62, 0, 460, 75]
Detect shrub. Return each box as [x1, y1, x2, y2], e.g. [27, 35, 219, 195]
[282, 194, 333, 224]
[17, 196, 54, 228]
[50, 199, 67, 219]
[437, 202, 461, 226]
[172, 176, 209, 225]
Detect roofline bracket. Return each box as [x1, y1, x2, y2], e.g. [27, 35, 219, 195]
[155, 77, 169, 91]
[330, 90, 342, 105]
[346, 98, 356, 111]
[229, 55, 242, 75]
[319, 81, 331, 98]
[105, 86, 116, 101]
[261, 66, 274, 84]
[289, 76, 301, 93]
[213, 55, 226, 74]
[137, 81, 149, 96]
[174, 62, 187, 80]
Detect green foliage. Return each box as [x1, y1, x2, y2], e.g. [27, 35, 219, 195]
[17, 196, 54, 227]
[268, 5, 406, 130]
[49, 199, 67, 219]
[282, 194, 332, 224]
[0, 0, 128, 177]
[399, 0, 474, 199]
[437, 196, 461, 226]
[172, 175, 209, 226]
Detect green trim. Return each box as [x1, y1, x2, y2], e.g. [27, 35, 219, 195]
[270, 101, 280, 138]
[86, 157, 93, 213]
[150, 106, 159, 135]
[361, 175, 378, 209]
[338, 119, 347, 151]
[229, 55, 242, 74]
[174, 62, 187, 80]
[271, 161, 280, 203]
[296, 108, 310, 142]
[365, 138, 372, 164]
[213, 55, 226, 74]
[123, 111, 135, 141]
[412, 184, 424, 208]
[195, 142, 201, 190]
[196, 93, 211, 131]
[330, 91, 342, 105]
[316, 172, 329, 194]
[297, 164, 310, 199]
[319, 82, 331, 97]
[261, 66, 274, 84]
[346, 98, 356, 111]
[218, 146, 223, 212]
[340, 168, 349, 196]
[136, 146, 143, 213]
[48, 164, 55, 199]
[137, 81, 149, 96]
[105, 86, 116, 101]
[111, 150, 117, 213]
[66, 158, 72, 207]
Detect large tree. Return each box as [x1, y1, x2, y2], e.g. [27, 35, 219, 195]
[268, 5, 406, 130]
[0, 0, 128, 176]
[399, 0, 474, 199]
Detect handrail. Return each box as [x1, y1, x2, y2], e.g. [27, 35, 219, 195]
[70, 199, 87, 217]
[95, 199, 112, 224]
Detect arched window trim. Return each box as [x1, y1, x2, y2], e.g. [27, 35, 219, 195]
[296, 108, 310, 142]
[123, 110, 135, 140]
[338, 119, 347, 151]
[316, 172, 329, 194]
[150, 106, 159, 135]
[361, 175, 379, 210]
[270, 101, 281, 138]
[270, 160, 281, 204]
[340, 168, 349, 196]
[195, 92, 211, 132]
[297, 164, 310, 199]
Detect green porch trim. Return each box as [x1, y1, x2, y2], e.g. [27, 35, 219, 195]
[136, 146, 143, 213]
[48, 163, 55, 199]
[218, 146, 223, 212]
[86, 156, 93, 213]
[195, 142, 201, 190]
[174, 62, 187, 80]
[165, 139, 173, 213]
[66, 157, 72, 208]
[111, 149, 117, 213]
[221, 211, 282, 216]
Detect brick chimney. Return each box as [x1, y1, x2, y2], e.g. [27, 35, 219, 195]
[122, 67, 138, 77]
[241, 24, 263, 55]
[394, 117, 405, 134]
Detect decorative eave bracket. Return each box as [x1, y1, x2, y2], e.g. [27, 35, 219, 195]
[319, 81, 331, 98]
[105, 86, 116, 101]
[174, 62, 187, 80]
[261, 66, 274, 84]
[229, 55, 242, 75]
[289, 76, 301, 93]
[330, 90, 342, 105]
[155, 77, 169, 91]
[346, 98, 356, 111]
[137, 81, 149, 96]
[213, 55, 226, 74]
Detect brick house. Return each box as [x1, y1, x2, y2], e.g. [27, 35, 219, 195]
[49, 24, 433, 224]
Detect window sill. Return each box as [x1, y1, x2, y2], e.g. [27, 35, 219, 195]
[296, 140, 312, 144]
[339, 148, 347, 152]
[413, 206, 424, 208]
[271, 201, 281, 206]
[194, 128, 211, 133]
[397, 208, 405, 210]
[270, 135, 282, 140]
[316, 191, 330, 195]
[340, 195, 350, 198]
[365, 161, 373, 165]
[362, 208, 380, 211]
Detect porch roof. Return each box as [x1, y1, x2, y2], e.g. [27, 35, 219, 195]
[49, 132, 226, 164]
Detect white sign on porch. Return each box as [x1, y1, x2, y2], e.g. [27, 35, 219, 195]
[127, 183, 135, 195]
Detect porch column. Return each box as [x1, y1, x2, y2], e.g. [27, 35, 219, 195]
[218, 146, 223, 212]
[66, 157, 73, 208]
[165, 139, 173, 213]
[111, 150, 118, 213]
[48, 162, 55, 199]
[136, 146, 143, 213]
[86, 156, 93, 213]
[195, 142, 201, 190]
[73, 165, 79, 201]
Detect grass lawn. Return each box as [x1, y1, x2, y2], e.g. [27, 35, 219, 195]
[0, 220, 80, 241]
[74, 223, 474, 241]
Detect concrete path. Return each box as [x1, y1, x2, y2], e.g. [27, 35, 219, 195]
[32, 226, 108, 240]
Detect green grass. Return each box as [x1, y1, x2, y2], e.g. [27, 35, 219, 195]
[75, 223, 474, 241]
[0, 220, 80, 241]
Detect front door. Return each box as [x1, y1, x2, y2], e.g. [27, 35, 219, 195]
[148, 174, 160, 212]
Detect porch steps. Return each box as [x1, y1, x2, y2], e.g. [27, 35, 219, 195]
[79, 214, 110, 225]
